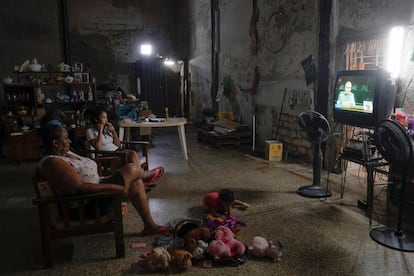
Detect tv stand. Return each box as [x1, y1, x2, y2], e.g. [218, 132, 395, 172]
[339, 149, 388, 225]
[342, 140, 377, 161]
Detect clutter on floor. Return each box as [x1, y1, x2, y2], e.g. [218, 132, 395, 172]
[198, 119, 251, 148]
[131, 190, 284, 273]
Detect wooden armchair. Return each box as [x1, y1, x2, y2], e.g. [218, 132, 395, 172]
[32, 156, 125, 268]
[82, 140, 150, 171]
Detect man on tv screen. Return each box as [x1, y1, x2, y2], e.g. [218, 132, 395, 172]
[336, 81, 356, 107]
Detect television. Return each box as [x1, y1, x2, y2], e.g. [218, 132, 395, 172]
[333, 69, 396, 128]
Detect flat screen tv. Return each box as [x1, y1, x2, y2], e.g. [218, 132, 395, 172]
[333, 69, 396, 128]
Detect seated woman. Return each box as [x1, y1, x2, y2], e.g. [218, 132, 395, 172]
[86, 107, 142, 165]
[38, 124, 168, 236]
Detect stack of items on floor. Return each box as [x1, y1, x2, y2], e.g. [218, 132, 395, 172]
[134, 213, 284, 273]
[197, 119, 251, 148]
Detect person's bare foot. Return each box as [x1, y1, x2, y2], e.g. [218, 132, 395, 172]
[143, 170, 154, 181]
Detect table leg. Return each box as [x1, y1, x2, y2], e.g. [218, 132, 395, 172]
[177, 125, 188, 160]
[119, 127, 125, 141]
[126, 128, 131, 141]
[366, 163, 374, 226]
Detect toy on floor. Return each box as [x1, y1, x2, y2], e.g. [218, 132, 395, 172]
[207, 226, 245, 259]
[192, 240, 208, 260]
[207, 240, 231, 259]
[168, 246, 193, 271]
[223, 215, 246, 233]
[203, 189, 249, 217]
[248, 236, 284, 262]
[234, 200, 250, 210]
[206, 213, 246, 233]
[184, 226, 211, 252]
[138, 247, 171, 272]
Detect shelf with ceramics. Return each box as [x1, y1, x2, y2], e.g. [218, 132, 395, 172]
[4, 59, 90, 86]
[3, 60, 96, 118]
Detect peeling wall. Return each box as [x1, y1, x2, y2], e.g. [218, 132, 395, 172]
[188, 0, 319, 158]
[184, 0, 212, 120]
[187, 0, 414, 159]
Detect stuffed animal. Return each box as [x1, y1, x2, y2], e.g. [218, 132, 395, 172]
[206, 226, 245, 259]
[138, 247, 171, 272]
[169, 246, 193, 270]
[184, 226, 211, 252]
[207, 240, 231, 259]
[248, 236, 284, 262]
[214, 226, 245, 257]
[192, 240, 208, 260]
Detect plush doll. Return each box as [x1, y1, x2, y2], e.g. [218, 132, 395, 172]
[168, 246, 193, 271]
[248, 236, 284, 262]
[192, 240, 208, 260]
[207, 240, 232, 259]
[206, 226, 245, 260]
[138, 247, 171, 272]
[222, 216, 246, 233]
[184, 226, 211, 252]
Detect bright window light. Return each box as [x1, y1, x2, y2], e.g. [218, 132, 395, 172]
[140, 44, 152, 55]
[163, 58, 175, 66]
[386, 26, 405, 79]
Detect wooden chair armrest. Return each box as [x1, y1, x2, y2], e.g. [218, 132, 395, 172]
[80, 149, 126, 157]
[79, 150, 125, 164]
[79, 143, 149, 171]
[121, 141, 150, 146]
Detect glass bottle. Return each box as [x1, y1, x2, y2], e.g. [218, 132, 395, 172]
[165, 107, 170, 122]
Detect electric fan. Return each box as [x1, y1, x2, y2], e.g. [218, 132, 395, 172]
[296, 110, 332, 198]
[369, 119, 414, 252]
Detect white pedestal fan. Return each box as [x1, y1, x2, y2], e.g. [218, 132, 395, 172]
[369, 119, 414, 252]
[296, 110, 332, 198]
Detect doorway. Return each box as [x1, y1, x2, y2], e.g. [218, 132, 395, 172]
[135, 58, 182, 117]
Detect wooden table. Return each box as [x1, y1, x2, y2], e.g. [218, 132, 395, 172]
[119, 117, 188, 160]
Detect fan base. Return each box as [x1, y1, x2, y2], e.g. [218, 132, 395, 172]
[370, 226, 414, 252]
[297, 185, 331, 198]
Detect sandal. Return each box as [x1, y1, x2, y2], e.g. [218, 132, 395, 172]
[138, 226, 170, 236]
[144, 167, 165, 185]
[121, 202, 128, 216]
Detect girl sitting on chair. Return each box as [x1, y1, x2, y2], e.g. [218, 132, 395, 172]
[86, 107, 141, 165]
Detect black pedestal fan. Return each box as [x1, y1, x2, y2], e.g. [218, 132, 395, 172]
[370, 119, 414, 252]
[296, 110, 332, 198]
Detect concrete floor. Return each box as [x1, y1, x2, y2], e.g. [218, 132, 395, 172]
[1, 125, 414, 275]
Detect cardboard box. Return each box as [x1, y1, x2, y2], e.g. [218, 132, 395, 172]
[265, 140, 283, 161]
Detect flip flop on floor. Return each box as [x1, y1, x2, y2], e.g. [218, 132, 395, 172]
[121, 202, 128, 216]
[138, 226, 170, 236]
[144, 167, 165, 185]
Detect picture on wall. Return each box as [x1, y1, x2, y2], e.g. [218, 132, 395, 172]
[72, 63, 83, 72]
[73, 73, 89, 83]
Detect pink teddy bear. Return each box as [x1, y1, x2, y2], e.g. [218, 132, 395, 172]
[208, 226, 245, 258]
